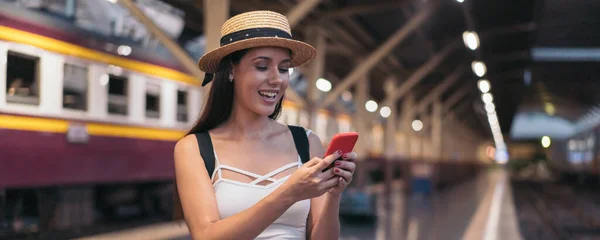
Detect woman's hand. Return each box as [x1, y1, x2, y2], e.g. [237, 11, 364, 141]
[281, 151, 343, 202]
[328, 152, 357, 196]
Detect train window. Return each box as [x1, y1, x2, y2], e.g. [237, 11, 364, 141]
[63, 63, 88, 111]
[5, 51, 39, 105]
[107, 74, 128, 115]
[177, 89, 188, 122]
[145, 82, 160, 119]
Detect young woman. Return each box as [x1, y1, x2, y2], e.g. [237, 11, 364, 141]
[173, 11, 358, 240]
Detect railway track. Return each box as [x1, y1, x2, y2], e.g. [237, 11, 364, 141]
[513, 180, 600, 240]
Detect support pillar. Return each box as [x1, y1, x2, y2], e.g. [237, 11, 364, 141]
[400, 93, 416, 159]
[305, 27, 326, 130]
[431, 99, 443, 160]
[202, 0, 230, 89]
[353, 74, 370, 157]
[384, 76, 398, 159]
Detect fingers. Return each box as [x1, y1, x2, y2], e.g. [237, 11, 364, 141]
[319, 167, 335, 180]
[315, 151, 341, 170]
[320, 176, 340, 190]
[334, 160, 356, 174]
[342, 152, 358, 161]
[304, 156, 324, 167]
[333, 168, 353, 182]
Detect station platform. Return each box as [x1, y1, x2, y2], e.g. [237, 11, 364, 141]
[75, 168, 523, 240]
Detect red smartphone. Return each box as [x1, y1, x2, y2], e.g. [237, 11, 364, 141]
[323, 132, 359, 171]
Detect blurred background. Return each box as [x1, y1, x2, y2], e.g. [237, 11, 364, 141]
[0, 0, 599, 239]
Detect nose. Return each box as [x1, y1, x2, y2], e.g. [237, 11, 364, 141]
[267, 66, 283, 86]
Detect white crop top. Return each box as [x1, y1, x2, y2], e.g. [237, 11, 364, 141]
[210, 130, 312, 239]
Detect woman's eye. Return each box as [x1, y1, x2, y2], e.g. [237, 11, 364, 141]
[256, 66, 268, 71]
[278, 68, 289, 73]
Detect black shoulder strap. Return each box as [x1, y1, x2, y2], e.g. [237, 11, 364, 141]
[194, 132, 216, 178]
[288, 125, 310, 164]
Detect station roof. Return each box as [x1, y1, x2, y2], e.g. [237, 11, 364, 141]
[163, 0, 599, 139]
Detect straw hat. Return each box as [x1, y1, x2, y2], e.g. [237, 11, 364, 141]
[197, 10, 317, 86]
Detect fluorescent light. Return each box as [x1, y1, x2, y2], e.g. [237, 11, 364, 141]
[482, 93, 493, 104]
[472, 61, 486, 77]
[462, 31, 479, 50]
[478, 79, 490, 93]
[380, 106, 391, 118]
[316, 78, 332, 92]
[365, 100, 378, 112]
[541, 136, 551, 148]
[412, 120, 423, 132]
[485, 102, 495, 113]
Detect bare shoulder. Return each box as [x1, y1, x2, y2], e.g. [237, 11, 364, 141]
[175, 135, 199, 158]
[174, 134, 206, 169]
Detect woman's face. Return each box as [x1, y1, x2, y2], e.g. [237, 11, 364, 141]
[231, 47, 291, 116]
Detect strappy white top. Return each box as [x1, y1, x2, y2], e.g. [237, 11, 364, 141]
[210, 130, 312, 239]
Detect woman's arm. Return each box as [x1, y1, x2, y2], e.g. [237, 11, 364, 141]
[306, 132, 341, 240]
[174, 135, 297, 240]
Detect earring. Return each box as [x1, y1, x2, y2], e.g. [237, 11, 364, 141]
[229, 74, 233, 82]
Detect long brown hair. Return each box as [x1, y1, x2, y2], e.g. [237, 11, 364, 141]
[172, 49, 284, 220]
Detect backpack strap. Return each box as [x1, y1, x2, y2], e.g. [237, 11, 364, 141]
[194, 132, 216, 178]
[288, 125, 310, 164]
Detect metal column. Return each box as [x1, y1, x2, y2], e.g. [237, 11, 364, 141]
[431, 100, 443, 159]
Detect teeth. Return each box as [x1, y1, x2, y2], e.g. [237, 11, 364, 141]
[259, 91, 278, 98]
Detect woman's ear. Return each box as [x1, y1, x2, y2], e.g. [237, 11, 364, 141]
[229, 61, 236, 82]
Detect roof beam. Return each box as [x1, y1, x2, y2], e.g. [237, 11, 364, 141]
[338, 17, 408, 75]
[319, 0, 408, 20]
[445, 99, 472, 121]
[443, 84, 471, 114]
[382, 39, 460, 107]
[319, 0, 439, 108]
[415, 67, 466, 114]
[532, 47, 600, 62]
[323, 22, 398, 75]
[119, 0, 203, 85]
[286, 0, 322, 28]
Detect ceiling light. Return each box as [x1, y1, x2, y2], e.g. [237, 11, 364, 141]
[485, 102, 495, 113]
[316, 78, 332, 92]
[412, 120, 423, 132]
[541, 136, 551, 148]
[478, 79, 490, 93]
[365, 100, 378, 112]
[472, 61, 487, 77]
[482, 93, 493, 104]
[545, 103, 555, 116]
[462, 31, 479, 50]
[380, 106, 391, 118]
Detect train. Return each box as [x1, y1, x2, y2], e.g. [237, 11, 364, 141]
[0, 4, 361, 235]
[547, 125, 600, 183]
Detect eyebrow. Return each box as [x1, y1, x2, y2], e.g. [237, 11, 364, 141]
[253, 56, 292, 63]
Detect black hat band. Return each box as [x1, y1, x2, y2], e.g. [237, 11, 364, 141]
[202, 28, 292, 86]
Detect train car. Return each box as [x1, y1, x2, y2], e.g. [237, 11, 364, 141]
[0, 4, 353, 235]
[547, 125, 599, 182]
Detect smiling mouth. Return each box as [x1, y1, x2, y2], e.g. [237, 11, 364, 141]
[258, 90, 278, 100]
